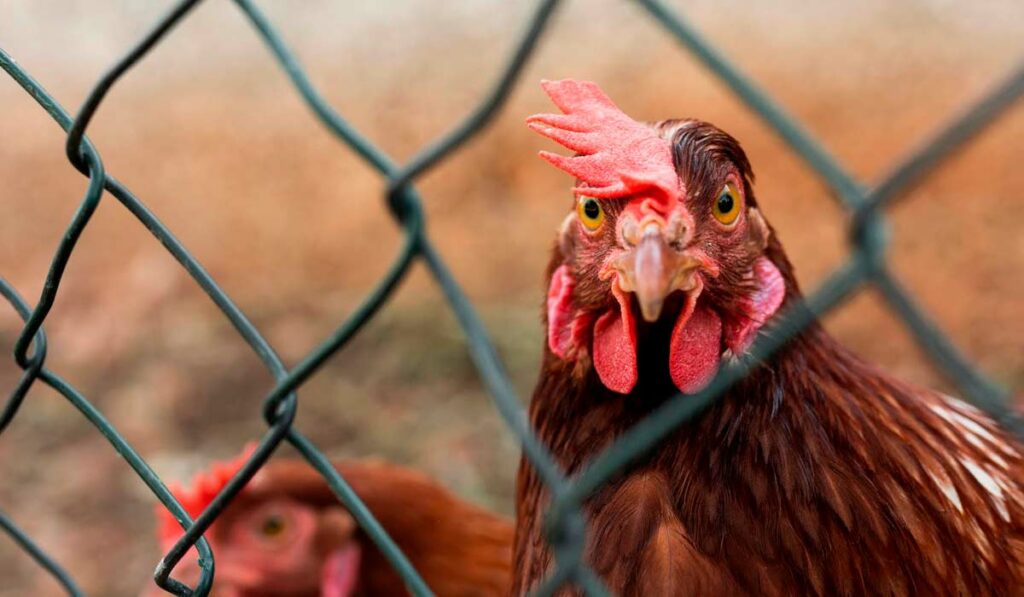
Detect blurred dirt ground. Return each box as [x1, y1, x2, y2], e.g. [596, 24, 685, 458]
[1, 1, 1023, 595]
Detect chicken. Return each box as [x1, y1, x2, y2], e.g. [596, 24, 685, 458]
[144, 447, 513, 596]
[513, 79, 1024, 596]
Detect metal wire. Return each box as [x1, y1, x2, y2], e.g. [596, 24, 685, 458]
[1, 0, 1021, 595]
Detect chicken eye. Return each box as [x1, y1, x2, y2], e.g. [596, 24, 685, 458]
[577, 197, 605, 231]
[260, 514, 287, 538]
[712, 182, 742, 226]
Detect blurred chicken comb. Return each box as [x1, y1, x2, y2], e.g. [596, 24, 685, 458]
[527, 79, 680, 208]
[156, 443, 257, 550]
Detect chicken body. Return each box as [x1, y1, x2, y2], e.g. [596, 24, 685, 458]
[516, 307, 1024, 595]
[513, 80, 1024, 596]
[149, 457, 513, 597]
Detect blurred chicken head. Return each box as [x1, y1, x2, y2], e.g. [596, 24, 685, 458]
[150, 446, 360, 597]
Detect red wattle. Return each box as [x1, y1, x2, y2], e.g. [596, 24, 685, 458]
[669, 304, 723, 394]
[593, 298, 638, 394]
[321, 544, 361, 597]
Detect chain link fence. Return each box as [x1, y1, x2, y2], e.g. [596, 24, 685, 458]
[1, 0, 1022, 595]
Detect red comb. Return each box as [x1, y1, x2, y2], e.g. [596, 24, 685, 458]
[156, 443, 258, 550]
[527, 79, 680, 207]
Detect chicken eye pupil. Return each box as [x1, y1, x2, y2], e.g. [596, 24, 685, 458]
[717, 192, 734, 214]
[583, 199, 600, 219]
[261, 515, 285, 537]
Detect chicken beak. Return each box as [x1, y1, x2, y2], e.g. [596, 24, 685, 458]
[618, 223, 701, 323]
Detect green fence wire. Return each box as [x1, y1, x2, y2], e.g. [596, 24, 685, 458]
[1, 0, 1021, 595]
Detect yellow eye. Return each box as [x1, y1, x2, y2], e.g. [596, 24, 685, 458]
[712, 182, 742, 226]
[577, 197, 605, 231]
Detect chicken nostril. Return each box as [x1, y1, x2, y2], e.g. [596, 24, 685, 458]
[620, 218, 640, 247]
[668, 231, 688, 252]
[665, 216, 690, 250]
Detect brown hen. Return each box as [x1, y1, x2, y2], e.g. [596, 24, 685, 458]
[145, 450, 512, 597]
[513, 79, 1024, 596]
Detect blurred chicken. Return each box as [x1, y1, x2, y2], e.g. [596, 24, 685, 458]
[144, 447, 512, 596]
[513, 79, 1024, 595]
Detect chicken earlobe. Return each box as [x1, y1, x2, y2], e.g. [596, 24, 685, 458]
[546, 264, 578, 359]
[722, 256, 786, 355]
